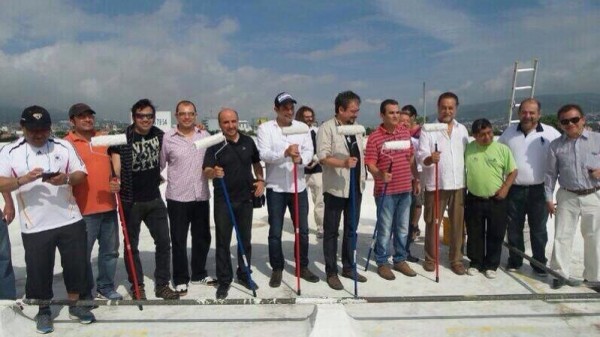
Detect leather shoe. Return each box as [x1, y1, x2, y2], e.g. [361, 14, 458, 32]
[406, 255, 419, 263]
[327, 274, 344, 290]
[551, 278, 566, 289]
[393, 261, 417, 277]
[377, 265, 396, 280]
[423, 260, 435, 272]
[216, 283, 230, 299]
[341, 269, 367, 282]
[269, 270, 282, 288]
[450, 263, 466, 275]
[300, 267, 319, 283]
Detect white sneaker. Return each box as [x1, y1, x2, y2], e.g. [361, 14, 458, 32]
[191, 276, 217, 286]
[175, 284, 188, 296]
[485, 270, 497, 279]
[467, 267, 479, 276]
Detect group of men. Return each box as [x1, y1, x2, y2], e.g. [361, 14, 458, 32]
[0, 89, 598, 334]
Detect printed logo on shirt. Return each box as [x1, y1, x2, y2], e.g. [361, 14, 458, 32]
[132, 137, 160, 172]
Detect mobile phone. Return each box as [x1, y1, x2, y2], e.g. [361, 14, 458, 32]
[41, 171, 60, 181]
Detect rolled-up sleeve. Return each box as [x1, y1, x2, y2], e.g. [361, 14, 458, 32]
[544, 145, 558, 201]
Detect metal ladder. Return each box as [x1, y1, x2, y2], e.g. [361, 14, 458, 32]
[507, 59, 539, 124]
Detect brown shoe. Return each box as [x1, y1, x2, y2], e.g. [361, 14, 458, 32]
[155, 285, 180, 300]
[341, 269, 367, 283]
[451, 263, 466, 275]
[377, 265, 396, 280]
[327, 274, 344, 290]
[269, 270, 282, 288]
[393, 261, 417, 277]
[300, 267, 319, 283]
[423, 260, 435, 272]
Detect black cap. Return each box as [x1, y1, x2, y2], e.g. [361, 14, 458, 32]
[274, 92, 297, 108]
[68, 103, 96, 118]
[20, 105, 52, 129]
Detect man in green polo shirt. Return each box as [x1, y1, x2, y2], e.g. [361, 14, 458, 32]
[465, 118, 518, 279]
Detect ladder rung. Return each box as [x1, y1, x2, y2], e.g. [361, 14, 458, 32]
[517, 68, 535, 72]
[515, 86, 533, 90]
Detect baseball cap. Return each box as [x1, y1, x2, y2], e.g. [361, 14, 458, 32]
[20, 105, 52, 129]
[274, 92, 297, 108]
[68, 103, 96, 118]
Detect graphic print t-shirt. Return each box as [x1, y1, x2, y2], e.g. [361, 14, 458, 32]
[132, 131, 162, 202]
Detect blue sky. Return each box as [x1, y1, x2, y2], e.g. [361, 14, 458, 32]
[0, 0, 598, 125]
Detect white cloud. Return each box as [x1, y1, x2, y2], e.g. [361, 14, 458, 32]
[295, 39, 379, 61]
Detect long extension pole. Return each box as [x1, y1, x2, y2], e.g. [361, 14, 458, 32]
[292, 163, 301, 296]
[219, 178, 257, 297]
[114, 189, 143, 311]
[350, 167, 358, 298]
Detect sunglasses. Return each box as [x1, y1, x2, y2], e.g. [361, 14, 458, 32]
[135, 113, 155, 120]
[559, 116, 581, 126]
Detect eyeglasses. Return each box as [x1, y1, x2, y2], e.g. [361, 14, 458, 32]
[176, 112, 196, 117]
[135, 113, 155, 120]
[559, 117, 581, 126]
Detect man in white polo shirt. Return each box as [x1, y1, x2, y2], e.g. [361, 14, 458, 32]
[257, 92, 320, 287]
[498, 98, 560, 275]
[0, 106, 94, 334]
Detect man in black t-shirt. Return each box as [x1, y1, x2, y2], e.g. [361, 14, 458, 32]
[203, 108, 264, 299]
[110, 99, 179, 300]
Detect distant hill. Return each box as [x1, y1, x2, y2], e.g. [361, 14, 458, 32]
[457, 92, 600, 124]
[0, 105, 68, 124]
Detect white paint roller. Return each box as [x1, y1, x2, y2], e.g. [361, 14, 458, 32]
[90, 134, 127, 147]
[281, 123, 309, 135]
[194, 133, 226, 150]
[337, 124, 366, 135]
[382, 140, 411, 150]
[422, 123, 447, 132]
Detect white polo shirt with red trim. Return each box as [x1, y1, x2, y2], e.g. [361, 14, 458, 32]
[0, 137, 87, 233]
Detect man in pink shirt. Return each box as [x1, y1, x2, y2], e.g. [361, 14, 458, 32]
[160, 100, 217, 296]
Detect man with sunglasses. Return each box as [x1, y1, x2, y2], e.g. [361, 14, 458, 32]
[545, 104, 600, 290]
[0, 106, 95, 333]
[64, 103, 123, 302]
[160, 100, 217, 296]
[110, 98, 179, 300]
[498, 98, 560, 276]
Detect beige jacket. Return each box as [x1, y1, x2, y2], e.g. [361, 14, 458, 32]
[316, 117, 366, 198]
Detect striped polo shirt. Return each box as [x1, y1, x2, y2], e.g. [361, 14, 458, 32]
[365, 124, 414, 196]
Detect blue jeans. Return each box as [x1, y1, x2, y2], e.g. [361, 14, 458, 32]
[0, 216, 16, 299]
[266, 189, 310, 270]
[374, 192, 411, 266]
[84, 211, 120, 293]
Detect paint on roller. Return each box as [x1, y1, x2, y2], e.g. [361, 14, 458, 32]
[281, 123, 309, 135]
[422, 123, 447, 132]
[194, 133, 226, 149]
[90, 134, 127, 147]
[382, 140, 411, 150]
[337, 125, 366, 135]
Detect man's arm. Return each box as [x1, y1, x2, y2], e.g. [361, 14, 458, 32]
[0, 168, 45, 193]
[494, 169, 517, 200]
[252, 162, 265, 196]
[317, 124, 356, 168]
[2, 192, 15, 225]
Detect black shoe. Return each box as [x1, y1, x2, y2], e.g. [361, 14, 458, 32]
[216, 283, 230, 299]
[532, 266, 548, 277]
[269, 270, 282, 288]
[406, 255, 419, 263]
[237, 276, 259, 291]
[551, 278, 566, 289]
[300, 267, 319, 283]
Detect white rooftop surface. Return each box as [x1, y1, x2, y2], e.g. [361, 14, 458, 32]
[0, 175, 599, 336]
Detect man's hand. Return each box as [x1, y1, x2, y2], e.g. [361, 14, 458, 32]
[380, 171, 392, 183]
[493, 185, 510, 200]
[345, 157, 358, 168]
[285, 144, 300, 159]
[253, 180, 265, 197]
[546, 201, 556, 218]
[589, 168, 600, 179]
[412, 179, 421, 195]
[213, 166, 225, 178]
[2, 203, 15, 225]
[428, 151, 441, 164]
[109, 178, 121, 193]
[46, 172, 68, 186]
[20, 168, 45, 185]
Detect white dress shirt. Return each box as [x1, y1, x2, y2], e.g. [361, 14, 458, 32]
[257, 120, 313, 193]
[417, 119, 469, 191]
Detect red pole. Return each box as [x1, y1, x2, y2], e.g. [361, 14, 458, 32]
[114, 188, 143, 310]
[293, 164, 301, 295]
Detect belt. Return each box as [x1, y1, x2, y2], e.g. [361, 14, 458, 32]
[467, 193, 493, 201]
[564, 186, 600, 196]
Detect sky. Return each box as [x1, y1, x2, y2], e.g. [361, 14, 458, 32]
[0, 0, 598, 125]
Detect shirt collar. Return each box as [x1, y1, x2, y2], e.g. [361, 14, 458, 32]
[172, 126, 201, 137]
[516, 123, 543, 135]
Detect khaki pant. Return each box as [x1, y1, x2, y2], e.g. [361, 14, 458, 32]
[306, 173, 324, 233]
[424, 189, 465, 265]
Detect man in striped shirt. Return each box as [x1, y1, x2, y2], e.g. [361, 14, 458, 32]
[365, 99, 420, 280]
[160, 100, 217, 296]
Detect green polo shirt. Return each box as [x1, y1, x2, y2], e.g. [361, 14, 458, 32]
[465, 141, 517, 197]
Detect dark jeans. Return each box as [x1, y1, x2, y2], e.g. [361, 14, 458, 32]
[214, 199, 253, 285]
[323, 192, 362, 275]
[167, 199, 211, 285]
[465, 194, 508, 271]
[22, 220, 88, 300]
[122, 198, 172, 288]
[0, 216, 16, 299]
[266, 189, 310, 271]
[506, 184, 549, 270]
